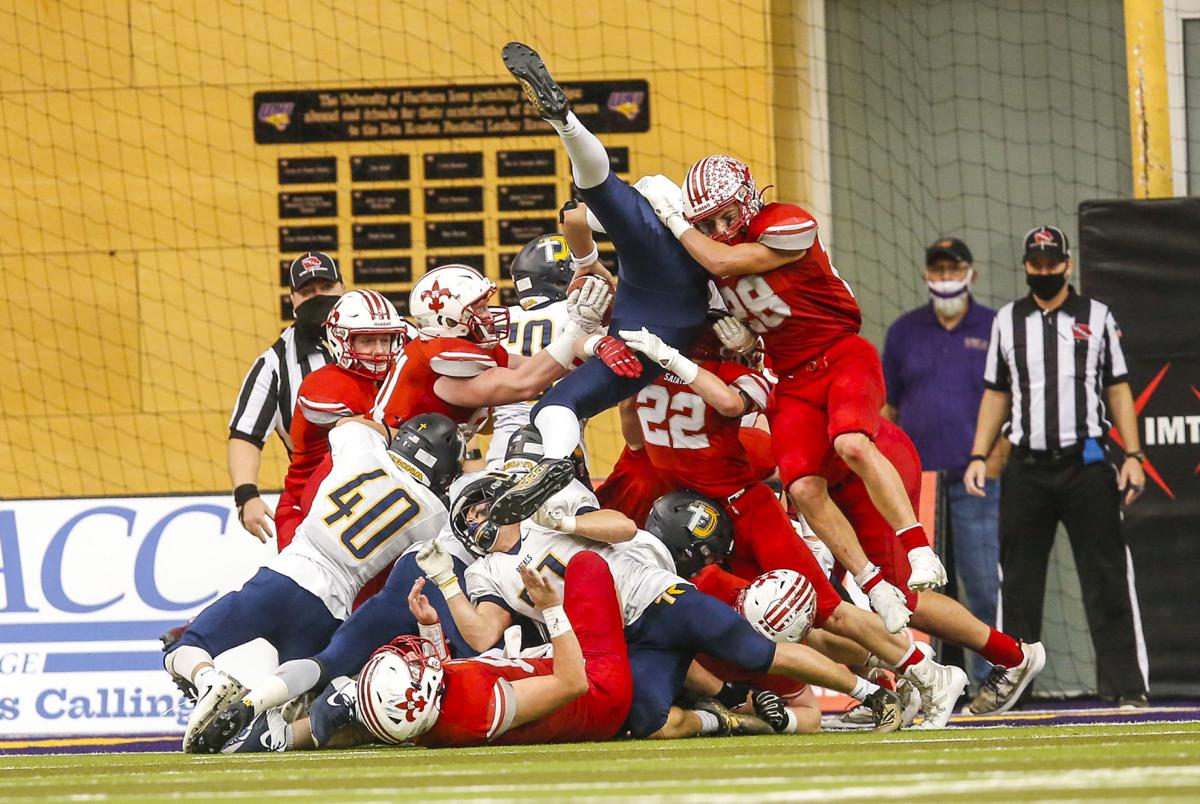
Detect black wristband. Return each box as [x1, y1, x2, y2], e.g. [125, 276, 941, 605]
[1126, 450, 1146, 463]
[233, 484, 260, 507]
[968, 454, 987, 464]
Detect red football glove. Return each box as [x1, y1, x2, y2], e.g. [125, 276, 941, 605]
[593, 336, 643, 379]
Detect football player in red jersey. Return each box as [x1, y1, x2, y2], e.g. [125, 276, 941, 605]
[372, 263, 631, 438]
[360, 552, 633, 748]
[274, 290, 408, 551]
[618, 318, 967, 727]
[821, 420, 1046, 718]
[639, 156, 949, 604]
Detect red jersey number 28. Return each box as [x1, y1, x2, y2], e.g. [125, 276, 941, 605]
[718, 276, 792, 333]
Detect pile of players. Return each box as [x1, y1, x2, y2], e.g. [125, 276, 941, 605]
[162, 42, 1046, 754]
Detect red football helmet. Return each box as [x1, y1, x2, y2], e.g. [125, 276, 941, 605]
[682, 154, 764, 244]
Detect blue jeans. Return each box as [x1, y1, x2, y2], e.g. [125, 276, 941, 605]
[947, 478, 1001, 686]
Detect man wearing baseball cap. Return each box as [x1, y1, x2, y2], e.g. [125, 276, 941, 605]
[883, 236, 1001, 690]
[227, 252, 345, 544]
[965, 225, 1150, 710]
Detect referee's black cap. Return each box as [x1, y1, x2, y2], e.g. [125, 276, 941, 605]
[925, 237, 973, 266]
[288, 252, 342, 290]
[1022, 225, 1070, 263]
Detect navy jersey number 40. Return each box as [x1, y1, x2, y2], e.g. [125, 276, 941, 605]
[323, 469, 421, 560]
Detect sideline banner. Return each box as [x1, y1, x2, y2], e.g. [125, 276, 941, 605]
[0, 495, 278, 736]
[1080, 197, 1200, 696]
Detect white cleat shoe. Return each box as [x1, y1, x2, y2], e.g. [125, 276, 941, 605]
[906, 546, 948, 591]
[905, 656, 969, 730]
[182, 671, 245, 753]
[897, 679, 921, 727]
[969, 641, 1047, 715]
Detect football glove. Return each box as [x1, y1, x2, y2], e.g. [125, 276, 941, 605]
[566, 275, 612, 334]
[619, 328, 699, 383]
[712, 314, 757, 356]
[634, 174, 690, 238]
[856, 563, 912, 633]
[585, 335, 643, 379]
[532, 503, 576, 533]
[416, 541, 458, 593]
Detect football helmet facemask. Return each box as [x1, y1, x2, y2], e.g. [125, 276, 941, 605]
[324, 290, 406, 380]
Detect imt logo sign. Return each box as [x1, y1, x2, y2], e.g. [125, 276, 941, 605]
[1144, 414, 1200, 446]
[1118, 362, 1200, 500]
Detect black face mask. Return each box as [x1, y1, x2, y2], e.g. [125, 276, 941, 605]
[293, 294, 339, 350]
[1026, 271, 1068, 301]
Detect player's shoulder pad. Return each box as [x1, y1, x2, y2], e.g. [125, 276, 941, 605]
[298, 366, 369, 424]
[750, 202, 818, 251]
[428, 337, 500, 378]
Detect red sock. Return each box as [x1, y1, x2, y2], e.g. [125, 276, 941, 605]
[980, 628, 1024, 667]
[894, 643, 922, 673]
[896, 524, 927, 552]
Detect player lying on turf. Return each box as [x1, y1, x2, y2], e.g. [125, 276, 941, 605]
[637, 156, 949, 601]
[488, 42, 715, 525]
[427, 479, 903, 738]
[165, 414, 462, 753]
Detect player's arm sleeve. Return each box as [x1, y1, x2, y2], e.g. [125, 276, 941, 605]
[430, 349, 500, 378]
[228, 352, 280, 447]
[1101, 309, 1129, 386]
[298, 394, 356, 427]
[730, 371, 771, 414]
[982, 313, 1010, 392]
[756, 206, 818, 252]
[487, 679, 520, 740]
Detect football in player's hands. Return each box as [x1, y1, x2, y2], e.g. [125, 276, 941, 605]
[566, 273, 615, 329]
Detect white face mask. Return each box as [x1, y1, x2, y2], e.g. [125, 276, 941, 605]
[927, 268, 973, 317]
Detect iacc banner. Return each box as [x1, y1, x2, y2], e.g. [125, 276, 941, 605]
[1080, 197, 1200, 695]
[0, 495, 277, 736]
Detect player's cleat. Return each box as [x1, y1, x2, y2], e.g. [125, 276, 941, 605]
[829, 672, 913, 731]
[862, 688, 902, 733]
[220, 707, 290, 754]
[309, 676, 359, 748]
[968, 641, 1046, 715]
[906, 656, 969, 730]
[692, 698, 774, 737]
[194, 700, 256, 754]
[906, 546, 948, 591]
[501, 42, 570, 122]
[897, 679, 921, 727]
[489, 458, 576, 525]
[182, 671, 244, 753]
[1118, 692, 1149, 710]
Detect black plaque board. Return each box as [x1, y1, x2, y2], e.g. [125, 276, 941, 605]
[425, 253, 485, 274]
[499, 218, 557, 246]
[608, 147, 630, 174]
[350, 154, 410, 182]
[381, 291, 410, 316]
[426, 220, 484, 248]
[424, 152, 483, 180]
[279, 191, 337, 219]
[351, 189, 411, 216]
[498, 183, 557, 212]
[281, 294, 295, 320]
[277, 157, 336, 184]
[499, 286, 519, 307]
[254, 81, 650, 143]
[279, 225, 337, 251]
[497, 149, 555, 177]
[424, 186, 483, 214]
[352, 222, 412, 250]
[353, 256, 412, 284]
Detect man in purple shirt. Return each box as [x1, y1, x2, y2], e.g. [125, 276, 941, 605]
[882, 237, 999, 688]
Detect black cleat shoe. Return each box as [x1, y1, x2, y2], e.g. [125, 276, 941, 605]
[490, 458, 576, 525]
[194, 700, 256, 754]
[864, 688, 902, 733]
[502, 42, 569, 122]
[751, 690, 790, 733]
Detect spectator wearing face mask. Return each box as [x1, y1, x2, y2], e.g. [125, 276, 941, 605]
[882, 237, 1000, 689]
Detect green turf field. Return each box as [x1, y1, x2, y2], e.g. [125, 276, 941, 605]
[4, 723, 1200, 802]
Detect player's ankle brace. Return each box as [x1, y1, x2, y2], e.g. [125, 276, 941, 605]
[541, 605, 572, 639]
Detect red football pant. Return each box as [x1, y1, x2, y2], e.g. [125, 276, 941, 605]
[498, 552, 633, 745]
[595, 446, 675, 528]
[723, 482, 843, 626]
[768, 334, 886, 488]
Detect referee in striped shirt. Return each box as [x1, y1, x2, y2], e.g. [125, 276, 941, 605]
[227, 253, 344, 542]
[964, 225, 1148, 706]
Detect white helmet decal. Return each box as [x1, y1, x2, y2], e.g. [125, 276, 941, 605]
[410, 264, 509, 345]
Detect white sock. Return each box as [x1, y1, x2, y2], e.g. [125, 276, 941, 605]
[244, 675, 292, 713]
[850, 677, 882, 702]
[534, 405, 583, 460]
[549, 112, 610, 189]
[193, 665, 219, 692]
[694, 710, 722, 735]
[166, 645, 213, 685]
